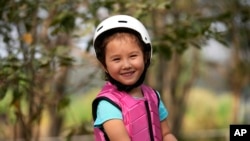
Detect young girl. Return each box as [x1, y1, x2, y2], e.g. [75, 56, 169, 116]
[92, 15, 177, 141]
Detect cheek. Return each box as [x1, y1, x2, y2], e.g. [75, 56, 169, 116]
[134, 58, 145, 70]
[105, 62, 118, 73]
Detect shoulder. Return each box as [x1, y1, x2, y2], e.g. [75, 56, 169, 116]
[141, 84, 160, 105]
[141, 84, 158, 95]
[94, 100, 123, 127]
[92, 96, 121, 119]
[92, 88, 122, 121]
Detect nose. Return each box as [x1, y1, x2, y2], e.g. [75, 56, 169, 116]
[122, 59, 132, 69]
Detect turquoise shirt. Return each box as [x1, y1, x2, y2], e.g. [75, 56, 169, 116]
[94, 92, 168, 127]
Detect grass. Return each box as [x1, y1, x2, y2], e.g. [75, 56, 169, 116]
[184, 87, 233, 130]
[181, 87, 233, 141]
[62, 88, 100, 129]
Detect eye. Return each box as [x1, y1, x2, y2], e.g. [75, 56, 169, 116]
[112, 58, 120, 61]
[130, 54, 138, 58]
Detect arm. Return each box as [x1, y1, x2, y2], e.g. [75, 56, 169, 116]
[161, 118, 178, 141]
[103, 119, 131, 141]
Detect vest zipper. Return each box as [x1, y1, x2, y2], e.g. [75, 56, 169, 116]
[145, 101, 154, 141]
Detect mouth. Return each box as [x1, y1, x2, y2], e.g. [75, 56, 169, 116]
[121, 71, 135, 77]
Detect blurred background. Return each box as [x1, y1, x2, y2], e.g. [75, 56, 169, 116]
[0, 0, 249, 141]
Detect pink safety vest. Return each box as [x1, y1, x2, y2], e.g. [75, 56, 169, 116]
[92, 82, 162, 141]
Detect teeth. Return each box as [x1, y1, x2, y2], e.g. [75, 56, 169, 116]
[122, 72, 133, 76]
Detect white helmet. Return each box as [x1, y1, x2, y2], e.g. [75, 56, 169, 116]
[93, 15, 152, 57]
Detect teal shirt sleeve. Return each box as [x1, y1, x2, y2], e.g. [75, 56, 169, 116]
[157, 91, 169, 121]
[94, 100, 122, 127]
[94, 92, 168, 127]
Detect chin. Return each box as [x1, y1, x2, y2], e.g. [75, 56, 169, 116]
[121, 80, 137, 86]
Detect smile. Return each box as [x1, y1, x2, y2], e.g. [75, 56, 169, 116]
[121, 71, 135, 77]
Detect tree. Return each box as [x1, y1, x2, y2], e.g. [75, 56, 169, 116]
[0, 0, 83, 140]
[217, 0, 250, 124]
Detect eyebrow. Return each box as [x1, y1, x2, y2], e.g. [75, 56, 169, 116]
[108, 54, 120, 60]
[109, 51, 140, 58]
[130, 51, 140, 54]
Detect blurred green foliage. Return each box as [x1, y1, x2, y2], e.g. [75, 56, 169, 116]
[0, 0, 249, 140]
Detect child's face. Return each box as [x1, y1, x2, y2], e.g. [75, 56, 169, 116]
[104, 34, 145, 86]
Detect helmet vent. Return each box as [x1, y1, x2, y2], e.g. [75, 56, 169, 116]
[118, 20, 127, 23]
[97, 26, 103, 32]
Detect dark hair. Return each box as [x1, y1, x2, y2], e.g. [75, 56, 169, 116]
[94, 28, 151, 92]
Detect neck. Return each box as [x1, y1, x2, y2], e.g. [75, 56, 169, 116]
[128, 86, 143, 98]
